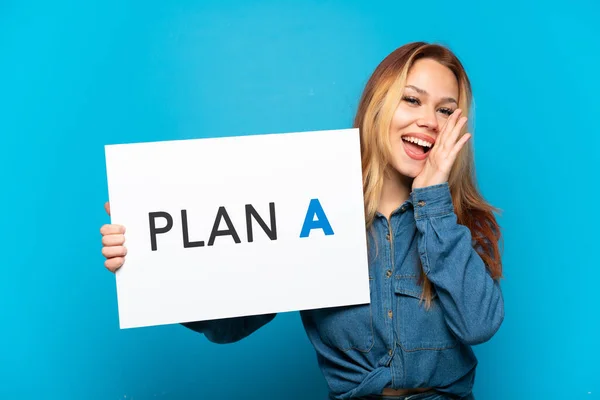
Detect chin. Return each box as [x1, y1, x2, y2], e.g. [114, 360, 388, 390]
[389, 156, 425, 180]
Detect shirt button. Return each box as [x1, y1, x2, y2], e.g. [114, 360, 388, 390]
[417, 200, 426, 207]
[385, 270, 392, 278]
[388, 349, 393, 356]
[387, 310, 393, 318]
[400, 206, 407, 212]
[386, 233, 390, 241]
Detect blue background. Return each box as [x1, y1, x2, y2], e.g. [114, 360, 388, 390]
[1, 1, 598, 399]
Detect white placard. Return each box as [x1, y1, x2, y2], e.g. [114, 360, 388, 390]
[104, 129, 370, 329]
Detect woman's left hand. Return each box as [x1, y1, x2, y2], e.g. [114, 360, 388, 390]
[412, 109, 471, 190]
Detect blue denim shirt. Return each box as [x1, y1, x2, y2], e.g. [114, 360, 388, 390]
[183, 183, 504, 399]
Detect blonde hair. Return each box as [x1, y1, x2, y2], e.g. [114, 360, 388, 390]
[354, 42, 503, 308]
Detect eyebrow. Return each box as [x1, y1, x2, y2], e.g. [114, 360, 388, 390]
[405, 85, 457, 104]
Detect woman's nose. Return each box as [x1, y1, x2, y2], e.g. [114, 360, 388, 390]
[416, 109, 439, 132]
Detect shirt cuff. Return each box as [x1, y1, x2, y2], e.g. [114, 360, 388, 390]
[410, 183, 454, 220]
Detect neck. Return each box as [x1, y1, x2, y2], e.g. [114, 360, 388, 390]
[377, 168, 412, 220]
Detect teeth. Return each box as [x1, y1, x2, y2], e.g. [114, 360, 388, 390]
[403, 136, 433, 148]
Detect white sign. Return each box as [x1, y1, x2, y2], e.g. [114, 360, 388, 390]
[104, 129, 370, 329]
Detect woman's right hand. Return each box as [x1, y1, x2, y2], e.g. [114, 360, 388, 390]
[101, 201, 127, 273]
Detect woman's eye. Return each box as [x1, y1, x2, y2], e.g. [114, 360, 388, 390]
[402, 96, 420, 105]
[402, 96, 455, 116]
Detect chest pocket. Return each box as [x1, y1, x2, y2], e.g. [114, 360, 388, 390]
[310, 279, 374, 353]
[394, 277, 458, 351]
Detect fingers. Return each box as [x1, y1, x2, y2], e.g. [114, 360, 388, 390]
[105, 257, 125, 273]
[102, 245, 127, 259]
[448, 133, 472, 160]
[102, 233, 125, 247]
[437, 109, 466, 150]
[100, 224, 125, 236]
[446, 115, 468, 148]
[437, 109, 461, 146]
[101, 222, 127, 274]
[104, 201, 111, 216]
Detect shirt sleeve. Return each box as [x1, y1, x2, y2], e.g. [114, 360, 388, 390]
[410, 183, 504, 345]
[181, 313, 277, 344]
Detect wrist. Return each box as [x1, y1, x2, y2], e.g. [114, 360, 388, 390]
[412, 176, 448, 190]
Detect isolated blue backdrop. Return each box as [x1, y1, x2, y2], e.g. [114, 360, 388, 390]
[1, 1, 598, 399]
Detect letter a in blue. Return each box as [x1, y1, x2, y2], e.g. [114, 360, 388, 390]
[300, 199, 334, 238]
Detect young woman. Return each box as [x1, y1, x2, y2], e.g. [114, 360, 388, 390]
[101, 41, 504, 400]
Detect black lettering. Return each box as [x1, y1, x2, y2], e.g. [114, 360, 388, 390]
[149, 212, 173, 251]
[245, 202, 277, 242]
[181, 210, 205, 248]
[207, 206, 241, 246]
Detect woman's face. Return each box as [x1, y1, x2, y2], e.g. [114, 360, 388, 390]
[388, 58, 460, 179]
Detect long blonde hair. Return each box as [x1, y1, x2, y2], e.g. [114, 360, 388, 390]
[354, 42, 503, 307]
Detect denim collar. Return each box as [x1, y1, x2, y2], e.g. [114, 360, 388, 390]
[374, 198, 413, 220]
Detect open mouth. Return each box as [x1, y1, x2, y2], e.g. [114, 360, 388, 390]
[401, 136, 434, 159]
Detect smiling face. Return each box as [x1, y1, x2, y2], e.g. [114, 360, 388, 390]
[388, 57, 460, 178]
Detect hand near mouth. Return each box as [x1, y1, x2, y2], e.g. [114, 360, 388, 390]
[412, 108, 471, 190]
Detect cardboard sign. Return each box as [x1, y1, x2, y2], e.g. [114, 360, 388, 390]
[104, 129, 370, 329]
